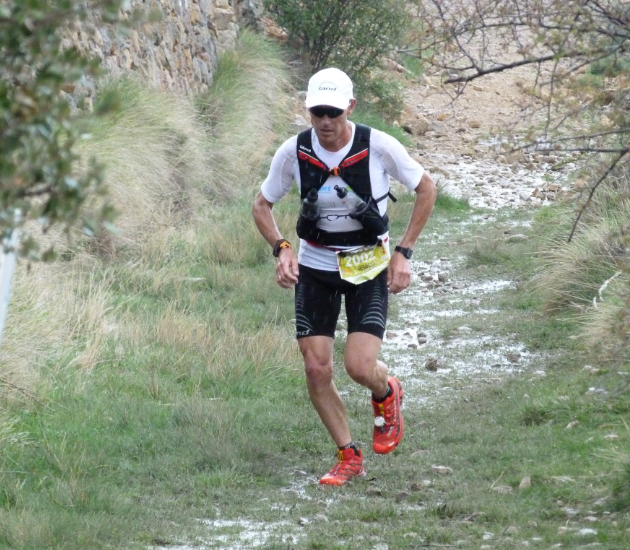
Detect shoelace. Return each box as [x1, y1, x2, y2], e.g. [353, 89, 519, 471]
[383, 401, 397, 423]
[375, 397, 398, 431]
[329, 450, 347, 475]
[330, 462, 342, 475]
[329, 463, 356, 479]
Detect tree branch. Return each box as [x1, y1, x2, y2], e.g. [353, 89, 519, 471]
[445, 52, 586, 83]
[568, 150, 630, 242]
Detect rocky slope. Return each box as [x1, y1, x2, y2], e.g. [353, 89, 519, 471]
[401, 65, 576, 210]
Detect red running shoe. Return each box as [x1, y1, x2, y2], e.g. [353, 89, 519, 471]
[319, 448, 365, 486]
[372, 376, 404, 454]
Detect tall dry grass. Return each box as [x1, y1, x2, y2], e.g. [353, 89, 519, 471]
[80, 77, 213, 253]
[580, 275, 630, 352]
[198, 29, 293, 197]
[531, 168, 630, 358]
[0, 30, 293, 400]
[0, 261, 117, 403]
[532, 178, 630, 308]
[69, 31, 292, 259]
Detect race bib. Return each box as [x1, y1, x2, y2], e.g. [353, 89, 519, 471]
[337, 242, 390, 285]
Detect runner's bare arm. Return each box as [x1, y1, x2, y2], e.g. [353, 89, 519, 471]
[252, 191, 299, 288]
[388, 171, 437, 294]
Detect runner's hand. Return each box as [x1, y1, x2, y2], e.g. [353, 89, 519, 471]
[387, 252, 411, 294]
[276, 248, 299, 289]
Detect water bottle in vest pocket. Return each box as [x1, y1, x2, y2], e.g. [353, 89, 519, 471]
[349, 196, 390, 236]
[296, 188, 321, 240]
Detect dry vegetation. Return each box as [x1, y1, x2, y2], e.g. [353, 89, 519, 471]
[0, 29, 293, 399]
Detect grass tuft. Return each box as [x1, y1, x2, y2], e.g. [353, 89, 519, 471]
[530, 171, 630, 359]
[197, 28, 293, 198]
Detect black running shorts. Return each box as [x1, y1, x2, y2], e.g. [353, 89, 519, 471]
[294, 264, 388, 340]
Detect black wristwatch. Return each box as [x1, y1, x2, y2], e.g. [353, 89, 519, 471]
[394, 245, 413, 259]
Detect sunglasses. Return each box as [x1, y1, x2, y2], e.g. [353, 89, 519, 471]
[309, 106, 345, 119]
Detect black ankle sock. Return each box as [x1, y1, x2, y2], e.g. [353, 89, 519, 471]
[339, 442, 360, 457]
[372, 384, 392, 403]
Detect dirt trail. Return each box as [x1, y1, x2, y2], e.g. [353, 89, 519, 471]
[381, 63, 573, 409]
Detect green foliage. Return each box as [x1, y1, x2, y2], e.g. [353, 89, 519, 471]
[399, 52, 426, 77]
[264, 0, 408, 73]
[434, 189, 470, 213]
[264, 0, 409, 118]
[588, 51, 630, 78]
[0, 1, 124, 260]
[358, 69, 406, 121]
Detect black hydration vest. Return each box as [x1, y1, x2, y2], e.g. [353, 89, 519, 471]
[296, 124, 389, 247]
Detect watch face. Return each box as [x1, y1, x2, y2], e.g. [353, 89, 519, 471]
[396, 246, 412, 259]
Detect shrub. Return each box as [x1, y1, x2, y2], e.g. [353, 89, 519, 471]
[0, 1, 126, 260]
[264, 0, 409, 117]
[265, 0, 408, 73]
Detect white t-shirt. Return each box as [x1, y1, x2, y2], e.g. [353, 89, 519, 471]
[261, 122, 425, 271]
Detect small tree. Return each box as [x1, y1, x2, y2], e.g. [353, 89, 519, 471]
[0, 0, 126, 260]
[264, 0, 409, 106]
[413, 0, 630, 356]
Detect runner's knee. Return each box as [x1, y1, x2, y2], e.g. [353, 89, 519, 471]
[304, 358, 333, 386]
[344, 356, 377, 385]
[299, 334, 334, 387]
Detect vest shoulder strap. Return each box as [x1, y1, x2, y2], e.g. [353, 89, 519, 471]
[353, 123, 371, 146]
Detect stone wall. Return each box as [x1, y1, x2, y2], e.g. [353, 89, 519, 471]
[65, 0, 264, 100]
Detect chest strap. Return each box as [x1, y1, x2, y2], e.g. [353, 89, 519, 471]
[297, 124, 372, 199]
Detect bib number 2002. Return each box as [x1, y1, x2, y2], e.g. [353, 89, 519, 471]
[342, 250, 375, 267]
[337, 243, 390, 285]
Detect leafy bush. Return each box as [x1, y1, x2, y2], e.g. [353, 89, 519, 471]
[0, 1, 127, 260]
[264, 0, 409, 117]
[360, 69, 406, 120]
[264, 0, 408, 73]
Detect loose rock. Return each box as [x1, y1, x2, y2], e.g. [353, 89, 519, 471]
[432, 465, 453, 475]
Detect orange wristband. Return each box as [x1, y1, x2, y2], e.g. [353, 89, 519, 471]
[272, 239, 292, 257]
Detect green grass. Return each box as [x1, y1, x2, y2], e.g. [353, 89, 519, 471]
[1, 27, 630, 550]
[434, 190, 470, 213]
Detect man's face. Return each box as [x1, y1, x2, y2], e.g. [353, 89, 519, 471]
[309, 100, 356, 151]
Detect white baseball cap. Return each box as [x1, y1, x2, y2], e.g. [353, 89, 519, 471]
[305, 68, 354, 110]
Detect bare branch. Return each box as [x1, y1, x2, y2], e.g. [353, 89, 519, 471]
[568, 150, 630, 243]
[445, 50, 600, 83]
